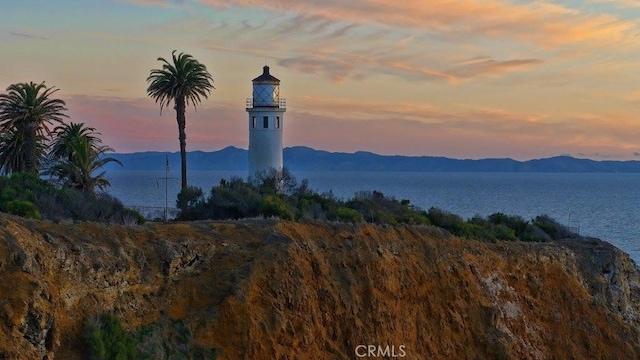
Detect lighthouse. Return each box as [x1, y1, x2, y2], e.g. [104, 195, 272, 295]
[246, 65, 286, 178]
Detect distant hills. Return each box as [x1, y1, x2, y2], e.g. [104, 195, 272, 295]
[103, 146, 640, 173]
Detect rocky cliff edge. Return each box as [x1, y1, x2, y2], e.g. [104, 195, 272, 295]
[0, 214, 639, 359]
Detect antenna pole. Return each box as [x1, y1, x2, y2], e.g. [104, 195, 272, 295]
[165, 155, 168, 222]
[157, 156, 178, 223]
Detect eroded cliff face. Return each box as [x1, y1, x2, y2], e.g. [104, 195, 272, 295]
[0, 214, 639, 359]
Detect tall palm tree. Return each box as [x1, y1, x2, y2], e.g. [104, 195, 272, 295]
[0, 82, 68, 173]
[146, 50, 214, 189]
[47, 133, 122, 193]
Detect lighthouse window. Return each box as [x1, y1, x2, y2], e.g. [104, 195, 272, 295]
[263, 116, 269, 129]
[252, 117, 256, 128]
[276, 117, 280, 129]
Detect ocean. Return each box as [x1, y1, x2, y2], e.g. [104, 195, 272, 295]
[105, 171, 640, 263]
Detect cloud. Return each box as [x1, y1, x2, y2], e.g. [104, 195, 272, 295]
[445, 58, 543, 79]
[187, 0, 638, 49]
[590, 0, 640, 8]
[277, 52, 541, 83]
[624, 91, 640, 104]
[8, 31, 49, 40]
[278, 57, 357, 82]
[118, 1, 628, 86]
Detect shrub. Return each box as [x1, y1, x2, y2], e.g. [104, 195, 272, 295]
[173, 173, 570, 245]
[178, 174, 337, 222]
[4, 200, 41, 219]
[491, 224, 517, 241]
[0, 172, 143, 224]
[84, 314, 138, 360]
[398, 211, 430, 225]
[533, 214, 577, 240]
[176, 185, 204, 211]
[251, 167, 298, 195]
[519, 224, 551, 242]
[336, 207, 362, 223]
[122, 208, 146, 225]
[426, 207, 467, 235]
[488, 212, 529, 237]
[260, 195, 295, 220]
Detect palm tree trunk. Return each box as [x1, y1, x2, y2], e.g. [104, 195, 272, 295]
[24, 122, 38, 173]
[175, 96, 188, 189]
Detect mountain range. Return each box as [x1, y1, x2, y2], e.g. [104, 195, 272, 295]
[103, 146, 640, 173]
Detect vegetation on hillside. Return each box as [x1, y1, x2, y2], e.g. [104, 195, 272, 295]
[84, 314, 217, 360]
[177, 168, 577, 243]
[0, 81, 140, 224]
[0, 79, 575, 240]
[0, 172, 143, 224]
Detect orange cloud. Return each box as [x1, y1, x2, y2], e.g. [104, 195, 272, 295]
[192, 0, 637, 48]
[445, 59, 543, 79]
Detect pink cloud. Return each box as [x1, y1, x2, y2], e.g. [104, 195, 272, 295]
[190, 0, 637, 49]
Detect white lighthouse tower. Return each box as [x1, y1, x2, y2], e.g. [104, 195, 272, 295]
[246, 66, 286, 178]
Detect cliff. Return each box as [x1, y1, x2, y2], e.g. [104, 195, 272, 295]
[0, 214, 639, 359]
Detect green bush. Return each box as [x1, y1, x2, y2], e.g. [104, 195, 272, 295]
[426, 207, 467, 235]
[173, 172, 571, 245]
[251, 167, 298, 195]
[336, 207, 362, 223]
[179, 174, 436, 226]
[437, 211, 545, 242]
[519, 224, 551, 242]
[84, 314, 138, 360]
[398, 212, 430, 225]
[532, 214, 577, 240]
[260, 195, 295, 220]
[4, 200, 41, 220]
[176, 185, 204, 211]
[345, 191, 428, 225]
[488, 212, 529, 237]
[122, 208, 146, 225]
[0, 172, 142, 224]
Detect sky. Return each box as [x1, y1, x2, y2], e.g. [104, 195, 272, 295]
[2, 0, 640, 160]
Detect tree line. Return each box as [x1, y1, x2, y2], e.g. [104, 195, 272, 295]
[0, 82, 121, 192]
[0, 50, 213, 222]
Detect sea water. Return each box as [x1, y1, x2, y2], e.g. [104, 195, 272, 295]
[105, 171, 640, 263]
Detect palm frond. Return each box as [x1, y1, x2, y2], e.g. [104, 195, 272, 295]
[46, 125, 122, 193]
[0, 81, 68, 173]
[146, 50, 214, 113]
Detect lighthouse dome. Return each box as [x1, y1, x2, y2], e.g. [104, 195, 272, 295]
[252, 66, 280, 107]
[252, 65, 280, 83]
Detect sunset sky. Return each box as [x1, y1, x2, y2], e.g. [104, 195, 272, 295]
[2, 0, 640, 160]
